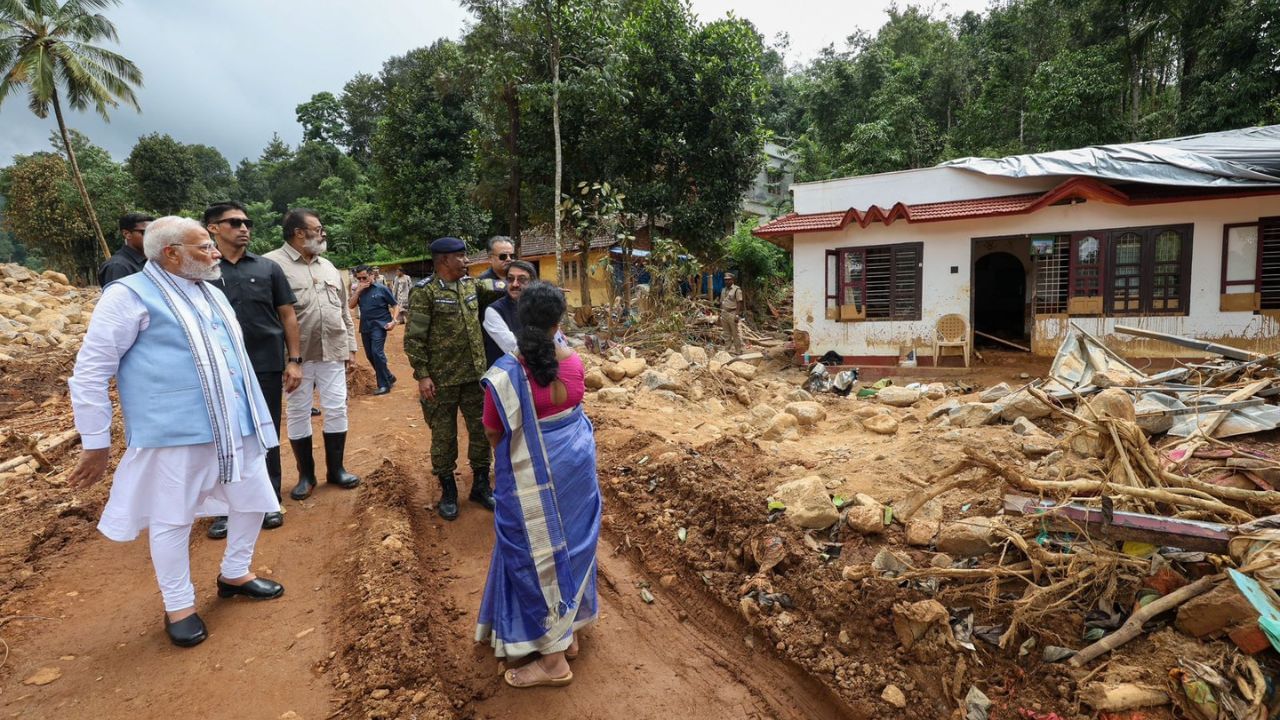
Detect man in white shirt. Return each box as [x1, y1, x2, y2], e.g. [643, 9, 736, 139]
[67, 216, 284, 648]
[481, 260, 535, 366]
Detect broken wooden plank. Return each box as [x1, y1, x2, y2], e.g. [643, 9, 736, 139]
[973, 330, 1031, 352]
[1114, 325, 1263, 361]
[1003, 493, 1234, 553]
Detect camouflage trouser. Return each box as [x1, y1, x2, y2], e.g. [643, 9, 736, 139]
[421, 381, 490, 477]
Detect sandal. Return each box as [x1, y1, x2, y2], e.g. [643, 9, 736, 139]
[504, 662, 574, 689]
[566, 639, 580, 661]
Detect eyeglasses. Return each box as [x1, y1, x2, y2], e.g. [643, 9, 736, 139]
[495, 253, 514, 261]
[214, 218, 254, 230]
[170, 242, 218, 253]
[508, 274, 530, 284]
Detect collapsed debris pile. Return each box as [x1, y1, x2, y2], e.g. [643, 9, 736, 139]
[0, 263, 96, 359]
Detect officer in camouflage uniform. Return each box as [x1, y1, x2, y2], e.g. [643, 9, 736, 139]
[404, 236, 506, 520]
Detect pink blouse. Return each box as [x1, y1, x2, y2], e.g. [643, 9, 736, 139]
[482, 353, 586, 430]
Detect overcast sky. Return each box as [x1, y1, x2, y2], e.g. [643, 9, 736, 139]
[0, 0, 990, 166]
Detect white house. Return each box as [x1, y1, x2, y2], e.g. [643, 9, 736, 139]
[754, 126, 1280, 363]
[741, 140, 796, 220]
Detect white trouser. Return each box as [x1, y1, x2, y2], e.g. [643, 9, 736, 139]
[148, 511, 265, 612]
[285, 360, 348, 439]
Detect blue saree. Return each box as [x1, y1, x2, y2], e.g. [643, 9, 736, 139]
[476, 354, 601, 658]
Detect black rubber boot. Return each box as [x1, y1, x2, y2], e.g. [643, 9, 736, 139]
[289, 437, 316, 500]
[437, 474, 460, 521]
[323, 431, 360, 489]
[469, 467, 496, 511]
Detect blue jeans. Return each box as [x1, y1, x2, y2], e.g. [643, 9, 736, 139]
[361, 326, 393, 389]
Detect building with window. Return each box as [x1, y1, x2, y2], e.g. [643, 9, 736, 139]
[753, 125, 1280, 363]
[742, 141, 796, 220]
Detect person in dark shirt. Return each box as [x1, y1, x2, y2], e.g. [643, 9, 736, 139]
[97, 213, 154, 286]
[478, 235, 514, 280]
[349, 264, 399, 395]
[204, 201, 303, 536]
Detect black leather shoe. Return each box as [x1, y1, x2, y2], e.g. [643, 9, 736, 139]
[216, 576, 284, 600]
[388, 374, 397, 386]
[262, 511, 284, 530]
[437, 474, 459, 521]
[164, 612, 207, 647]
[323, 432, 360, 488]
[373, 386, 390, 395]
[289, 437, 317, 500]
[207, 516, 228, 539]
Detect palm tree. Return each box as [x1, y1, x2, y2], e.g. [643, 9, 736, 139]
[0, 0, 142, 260]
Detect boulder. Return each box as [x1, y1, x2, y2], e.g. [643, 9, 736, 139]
[749, 404, 779, 424]
[936, 516, 1002, 557]
[40, 270, 69, 285]
[727, 362, 757, 380]
[854, 404, 891, 419]
[602, 363, 626, 382]
[948, 402, 996, 428]
[640, 369, 678, 391]
[681, 345, 709, 366]
[1082, 388, 1136, 422]
[847, 502, 886, 535]
[1, 264, 33, 281]
[596, 387, 630, 405]
[584, 370, 607, 390]
[1011, 417, 1040, 436]
[666, 353, 690, 371]
[997, 390, 1053, 422]
[881, 685, 908, 709]
[877, 386, 921, 407]
[734, 386, 751, 406]
[786, 388, 814, 403]
[979, 382, 1012, 402]
[863, 414, 899, 435]
[927, 399, 959, 420]
[618, 357, 647, 378]
[922, 383, 948, 400]
[760, 412, 799, 440]
[1021, 434, 1058, 457]
[1176, 582, 1259, 638]
[772, 476, 839, 529]
[905, 503, 942, 547]
[784, 401, 826, 426]
[712, 350, 734, 364]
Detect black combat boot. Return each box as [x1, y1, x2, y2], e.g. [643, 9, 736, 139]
[469, 467, 496, 511]
[323, 432, 360, 488]
[289, 437, 317, 500]
[437, 474, 460, 521]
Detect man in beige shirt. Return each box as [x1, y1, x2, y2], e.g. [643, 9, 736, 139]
[263, 209, 360, 502]
[720, 272, 745, 354]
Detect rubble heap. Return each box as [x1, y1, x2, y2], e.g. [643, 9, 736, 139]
[0, 263, 98, 360]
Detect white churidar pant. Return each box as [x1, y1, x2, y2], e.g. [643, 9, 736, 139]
[285, 360, 349, 439]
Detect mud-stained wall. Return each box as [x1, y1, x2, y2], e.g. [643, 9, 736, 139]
[794, 194, 1280, 358]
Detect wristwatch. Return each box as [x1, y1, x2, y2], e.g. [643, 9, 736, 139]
[287, 357, 303, 365]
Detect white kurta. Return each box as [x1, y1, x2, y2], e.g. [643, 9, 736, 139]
[69, 273, 279, 542]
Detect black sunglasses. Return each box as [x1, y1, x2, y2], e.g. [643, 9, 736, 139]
[496, 253, 514, 261]
[214, 218, 254, 230]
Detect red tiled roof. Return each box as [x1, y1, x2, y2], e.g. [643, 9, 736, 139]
[753, 176, 1280, 239]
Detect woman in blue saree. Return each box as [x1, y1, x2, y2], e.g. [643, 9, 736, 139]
[477, 282, 602, 688]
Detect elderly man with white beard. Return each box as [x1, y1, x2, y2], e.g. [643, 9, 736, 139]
[263, 209, 360, 501]
[68, 216, 285, 648]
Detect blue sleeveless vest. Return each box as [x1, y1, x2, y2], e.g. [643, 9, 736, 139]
[113, 273, 257, 448]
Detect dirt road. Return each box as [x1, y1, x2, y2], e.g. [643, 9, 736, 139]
[0, 327, 856, 719]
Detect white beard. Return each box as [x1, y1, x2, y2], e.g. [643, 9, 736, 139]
[180, 256, 222, 281]
[304, 239, 328, 255]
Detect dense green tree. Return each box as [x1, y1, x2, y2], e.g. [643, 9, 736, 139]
[339, 73, 385, 165]
[372, 40, 489, 249]
[187, 143, 235, 206]
[1, 132, 135, 282]
[296, 91, 345, 146]
[126, 132, 198, 214]
[0, 0, 143, 259]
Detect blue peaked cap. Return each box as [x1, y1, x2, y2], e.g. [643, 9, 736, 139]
[429, 236, 466, 254]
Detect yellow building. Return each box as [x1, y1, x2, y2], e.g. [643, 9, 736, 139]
[467, 231, 617, 308]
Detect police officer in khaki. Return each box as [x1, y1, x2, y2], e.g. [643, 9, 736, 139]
[404, 237, 506, 520]
[720, 272, 745, 354]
